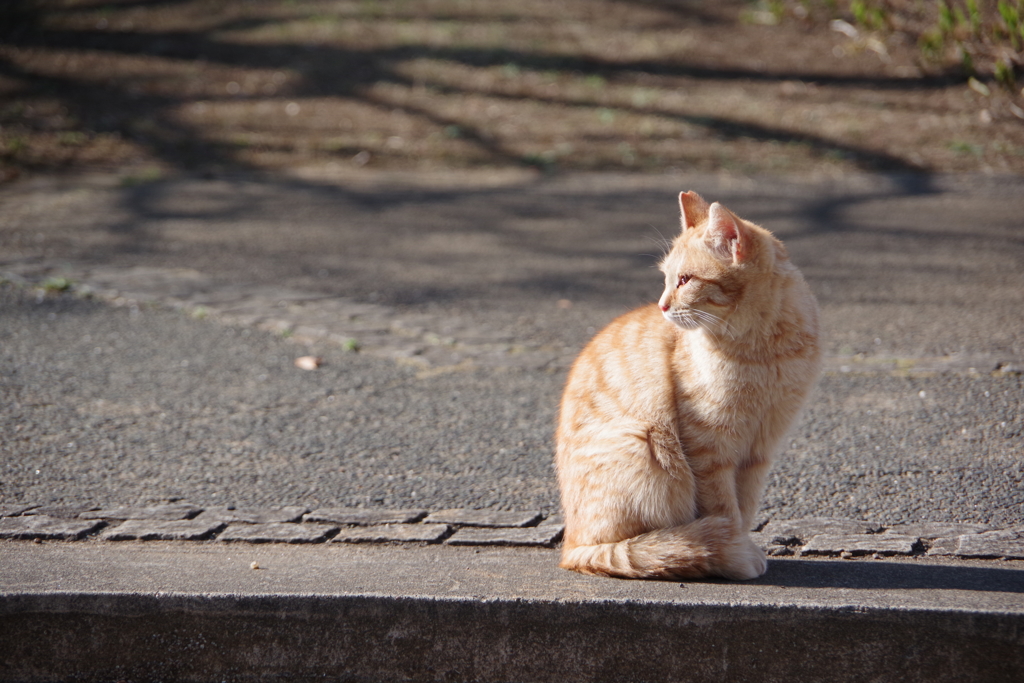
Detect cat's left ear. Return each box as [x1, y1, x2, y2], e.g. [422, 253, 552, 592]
[678, 191, 709, 231]
[705, 202, 747, 264]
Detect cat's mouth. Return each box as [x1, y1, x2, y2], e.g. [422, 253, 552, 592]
[662, 308, 702, 330]
[663, 307, 728, 336]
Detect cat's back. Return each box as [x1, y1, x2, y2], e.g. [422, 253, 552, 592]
[564, 302, 676, 384]
[558, 303, 677, 435]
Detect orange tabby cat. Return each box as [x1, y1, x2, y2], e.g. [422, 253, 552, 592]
[555, 191, 821, 580]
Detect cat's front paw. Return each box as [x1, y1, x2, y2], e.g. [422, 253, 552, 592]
[717, 536, 767, 581]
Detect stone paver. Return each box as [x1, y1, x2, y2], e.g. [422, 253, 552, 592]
[538, 515, 563, 528]
[884, 522, 990, 539]
[0, 505, 38, 517]
[423, 509, 543, 528]
[218, 522, 337, 544]
[446, 526, 564, 547]
[304, 508, 427, 525]
[749, 532, 789, 555]
[2, 503, 1024, 562]
[760, 518, 881, 544]
[926, 537, 962, 557]
[81, 504, 202, 521]
[801, 533, 920, 557]
[23, 505, 99, 519]
[0, 515, 105, 540]
[194, 506, 309, 525]
[100, 519, 224, 541]
[954, 530, 1024, 559]
[332, 523, 451, 544]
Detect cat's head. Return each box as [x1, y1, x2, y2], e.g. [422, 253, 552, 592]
[658, 191, 787, 338]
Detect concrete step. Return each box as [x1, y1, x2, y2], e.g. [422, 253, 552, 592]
[2, 541, 1022, 682]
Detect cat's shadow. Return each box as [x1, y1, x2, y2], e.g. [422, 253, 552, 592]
[702, 559, 1024, 594]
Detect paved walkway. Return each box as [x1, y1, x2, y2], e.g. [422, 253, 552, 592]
[1, 169, 1023, 527]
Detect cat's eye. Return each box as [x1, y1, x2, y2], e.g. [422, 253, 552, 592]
[677, 275, 692, 288]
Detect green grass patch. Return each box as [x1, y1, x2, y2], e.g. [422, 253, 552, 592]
[948, 140, 984, 155]
[120, 167, 163, 186]
[41, 276, 72, 293]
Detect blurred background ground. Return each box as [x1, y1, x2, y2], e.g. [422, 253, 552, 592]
[1, 0, 1022, 183]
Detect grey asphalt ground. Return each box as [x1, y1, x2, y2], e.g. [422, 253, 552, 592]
[1, 169, 1022, 526]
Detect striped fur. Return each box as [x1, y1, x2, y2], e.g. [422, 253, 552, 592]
[555, 191, 821, 580]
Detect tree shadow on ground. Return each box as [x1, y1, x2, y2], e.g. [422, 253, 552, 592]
[7, 0, 1023, 332]
[0, 0, 960, 180]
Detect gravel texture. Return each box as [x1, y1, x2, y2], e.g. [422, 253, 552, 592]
[2, 284, 1021, 527]
[1, 284, 563, 513]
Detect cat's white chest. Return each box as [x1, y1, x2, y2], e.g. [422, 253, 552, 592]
[679, 330, 778, 440]
[678, 327, 816, 462]
[684, 331, 745, 407]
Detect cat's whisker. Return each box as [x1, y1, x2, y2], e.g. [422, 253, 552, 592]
[693, 312, 724, 343]
[666, 307, 733, 342]
[667, 309, 699, 331]
[646, 227, 674, 257]
[690, 309, 735, 341]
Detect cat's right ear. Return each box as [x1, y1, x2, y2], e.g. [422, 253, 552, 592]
[705, 202, 747, 264]
[678, 191, 709, 231]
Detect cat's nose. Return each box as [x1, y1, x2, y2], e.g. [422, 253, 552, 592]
[659, 303, 670, 312]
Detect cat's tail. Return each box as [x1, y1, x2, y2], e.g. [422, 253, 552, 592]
[558, 516, 766, 581]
